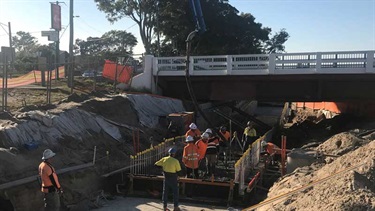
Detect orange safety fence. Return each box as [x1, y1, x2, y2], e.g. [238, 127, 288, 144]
[0, 66, 65, 89]
[102, 60, 133, 83]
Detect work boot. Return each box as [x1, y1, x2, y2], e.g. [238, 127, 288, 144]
[173, 207, 181, 211]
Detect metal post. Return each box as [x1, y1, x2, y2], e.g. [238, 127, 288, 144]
[4, 57, 8, 111]
[69, 0, 74, 93]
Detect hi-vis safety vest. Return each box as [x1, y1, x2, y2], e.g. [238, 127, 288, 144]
[182, 143, 200, 169]
[38, 161, 61, 193]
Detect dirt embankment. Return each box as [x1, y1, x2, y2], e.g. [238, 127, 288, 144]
[258, 119, 375, 211]
[0, 93, 170, 210]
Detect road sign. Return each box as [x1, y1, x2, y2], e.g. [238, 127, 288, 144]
[0, 47, 15, 63]
[41, 31, 59, 41]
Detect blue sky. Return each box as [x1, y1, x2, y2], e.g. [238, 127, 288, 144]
[0, 0, 374, 54]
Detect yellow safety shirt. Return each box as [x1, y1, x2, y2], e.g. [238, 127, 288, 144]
[155, 156, 182, 173]
[244, 127, 257, 137]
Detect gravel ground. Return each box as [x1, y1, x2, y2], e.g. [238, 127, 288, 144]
[92, 196, 232, 211]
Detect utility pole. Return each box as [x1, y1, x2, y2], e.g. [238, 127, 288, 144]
[8, 22, 12, 48]
[68, 0, 74, 93]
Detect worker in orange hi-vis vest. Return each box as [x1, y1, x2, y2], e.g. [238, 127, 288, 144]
[185, 123, 201, 142]
[38, 149, 63, 211]
[218, 126, 231, 161]
[182, 135, 200, 179]
[196, 132, 209, 173]
[261, 141, 282, 155]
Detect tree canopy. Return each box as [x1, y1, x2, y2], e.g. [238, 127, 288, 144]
[94, 0, 289, 56]
[75, 30, 137, 58]
[94, 0, 156, 54]
[156, 0, 289, 56]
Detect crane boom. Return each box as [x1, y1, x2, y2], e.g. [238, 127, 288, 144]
[189, 0, 206, 34]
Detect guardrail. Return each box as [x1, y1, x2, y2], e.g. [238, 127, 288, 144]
[130, 136, 183, 175]
[153, 51, 375, 76]
[234, 128, 274, 195]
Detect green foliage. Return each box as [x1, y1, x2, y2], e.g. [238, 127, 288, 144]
[11, 32, 57, 72]
[94, 0, 157, 54]
[265, 29, 290, 53]
[75, 30, 137, 60]
[155, 0, 285, 56]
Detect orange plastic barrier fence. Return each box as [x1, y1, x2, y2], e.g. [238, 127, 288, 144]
[0, 67, 65, 89]
[102, 60, 133, 83]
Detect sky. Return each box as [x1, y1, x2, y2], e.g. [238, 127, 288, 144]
[0, 0, 374, 55]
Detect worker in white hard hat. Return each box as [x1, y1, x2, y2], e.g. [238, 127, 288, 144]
[182, 135, 200, 179]
[38, 149, 62, 211]
[185, 123, 201, 142]
[196, 132, 209, 174]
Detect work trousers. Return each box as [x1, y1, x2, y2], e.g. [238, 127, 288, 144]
[243, 136, 257, 152]
[206, 154, 217, 176]
[162, 175, 179, 208]
[186, 167, 199, 179]
[44, 192, 60, 211]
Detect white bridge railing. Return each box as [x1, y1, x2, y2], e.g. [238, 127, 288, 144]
[153, 51, 375, 76]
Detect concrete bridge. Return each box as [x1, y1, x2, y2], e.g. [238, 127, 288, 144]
[131, 51, 375, 102]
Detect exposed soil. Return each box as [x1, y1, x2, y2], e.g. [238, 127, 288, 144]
[1, 79, 375, 211]
[256, 111, 375, 211]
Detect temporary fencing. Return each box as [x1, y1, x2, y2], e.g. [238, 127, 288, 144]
[0, 67, 65, 89]
[234, 128, 274, 195]
[130, 136, 183, 175]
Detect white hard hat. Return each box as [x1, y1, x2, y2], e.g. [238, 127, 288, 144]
[201, 132, 209, 139]
[205, 128, 212, 134]
[261, 141, 267, 147]
[186, 135, 195, 142]
[189, 123, 197, 130]
[42, 149, 56, 160]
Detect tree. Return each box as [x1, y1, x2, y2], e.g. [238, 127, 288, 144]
[156, 0, 287, 56]
[75, 30, 137, 57]
[94, 0, 157, 54]
[265, 29, 290, 53]
[12, 31, 39, 56]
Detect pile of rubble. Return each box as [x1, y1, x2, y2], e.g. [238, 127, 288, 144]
[258, 132, 375, 211]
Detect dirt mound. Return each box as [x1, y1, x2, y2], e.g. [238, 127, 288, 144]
[258, 140, 375, 211]
[315, 132, 363, 156]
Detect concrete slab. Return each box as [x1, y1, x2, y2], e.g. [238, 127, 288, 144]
[92, 196, 236, 211]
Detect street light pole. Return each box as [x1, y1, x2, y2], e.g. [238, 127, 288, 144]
[69, 0, 74, 93]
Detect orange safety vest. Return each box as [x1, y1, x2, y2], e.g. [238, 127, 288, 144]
[195, 139, 207, 160]
[219, 131, 230, 142]
[38, 161, 61, 193]
[182, 143, 200, 169]
[266, 143, 281, 155]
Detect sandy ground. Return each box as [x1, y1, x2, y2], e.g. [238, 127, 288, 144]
[92, 196, 230, 211]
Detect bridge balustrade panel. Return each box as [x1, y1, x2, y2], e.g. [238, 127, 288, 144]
[154, 50, 375, 76]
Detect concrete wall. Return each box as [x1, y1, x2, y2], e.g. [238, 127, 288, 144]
[130, 55, 156, 93]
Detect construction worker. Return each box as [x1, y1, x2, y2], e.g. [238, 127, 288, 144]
[242, 121, 257, 151]
[182, 135, 200, 178]
[155, 147, 182, 211]
[219, 126, 231, 143]
[38, 149, 62, 211]
[196, 132, 209, 161]
[185, 123, 201, 141]
[205, 133, 220, 178]
[219, 126, 231, 161]
[196, 132, 209, 173]
[261, 141, 282, 155]
[204, 128, 213, 137]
